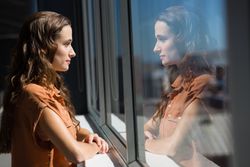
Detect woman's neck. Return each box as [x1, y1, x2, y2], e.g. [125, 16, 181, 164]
[166, 65, 179, 84]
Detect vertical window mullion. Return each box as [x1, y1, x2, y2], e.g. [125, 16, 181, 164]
[82, 0, 92, 112]
[119, 0, 142, 164]
[93, 0, 106, 125]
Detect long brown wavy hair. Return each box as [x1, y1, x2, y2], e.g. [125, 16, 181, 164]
[0, 11, 79, 153]
[153, 6, 213, 122]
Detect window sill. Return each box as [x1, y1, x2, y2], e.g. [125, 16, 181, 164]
[145, 152, 179, 167]
[77, 115, 180, 167]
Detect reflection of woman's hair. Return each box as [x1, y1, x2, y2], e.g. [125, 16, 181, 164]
[153, 6, 213, 122]
[156, 6, 212, 56]
[0, 11, 78, 153]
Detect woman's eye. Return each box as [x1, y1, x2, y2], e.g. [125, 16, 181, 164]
[64, 42, 71, 46]
[158, 36, 167, 42]
[63, 39, 72, 46]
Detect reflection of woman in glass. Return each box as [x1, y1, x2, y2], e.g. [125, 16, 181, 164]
[144, 6, 218, 167]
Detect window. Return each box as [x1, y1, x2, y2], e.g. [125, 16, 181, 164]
[83, 0, 233, 166]
[83, 0, 140, 164]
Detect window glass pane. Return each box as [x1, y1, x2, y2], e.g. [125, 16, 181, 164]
[131, 0, 232, 166]
[107, 0, 126, 141]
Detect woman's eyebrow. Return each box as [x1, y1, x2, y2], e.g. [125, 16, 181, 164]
[63, 39, 73, 43]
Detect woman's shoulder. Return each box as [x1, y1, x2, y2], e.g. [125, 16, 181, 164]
[188, 74, 214, 93]
[192, 74, 213, 86]
[22, 83, 50, 98]
[23, 83, 46, 92]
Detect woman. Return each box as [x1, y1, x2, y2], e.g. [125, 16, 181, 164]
[144, 6, 219, 167]
[0, 11, 108, 167]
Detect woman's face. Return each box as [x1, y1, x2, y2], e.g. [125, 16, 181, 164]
[52, 25, 76, 72]
[153, 21, 181, 66]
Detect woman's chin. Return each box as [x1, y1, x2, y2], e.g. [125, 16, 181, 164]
[162, 61, 171, 66]
[55, 67, 69, 72]
[162, 60, 179, 67]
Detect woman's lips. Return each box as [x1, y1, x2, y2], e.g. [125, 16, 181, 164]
[66, 60, 71, 64]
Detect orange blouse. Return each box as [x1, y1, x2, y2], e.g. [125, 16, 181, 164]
[157, 74, 218, 167]
[11, 83, 77, 167]
[159, 74, 212, 134]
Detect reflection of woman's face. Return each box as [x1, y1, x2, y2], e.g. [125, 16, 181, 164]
[153, 21, 181, 66]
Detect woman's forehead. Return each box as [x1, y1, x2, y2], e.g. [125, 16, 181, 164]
[56, 25, 72, 41]
[155, 21, 173, 36]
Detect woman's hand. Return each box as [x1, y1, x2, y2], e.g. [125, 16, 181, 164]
[84, 133, 109, 154]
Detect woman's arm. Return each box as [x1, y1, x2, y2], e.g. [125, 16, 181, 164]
[38, 107, 101, 164]
[145, 99, 201, 157]
[76, 122, 109, 154]
[144, 113, 161, 139]
[144, 118, 158, 140]
[76, 127, 91, 141]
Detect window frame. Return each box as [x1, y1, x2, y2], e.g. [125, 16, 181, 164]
[83, 0, 144, 165]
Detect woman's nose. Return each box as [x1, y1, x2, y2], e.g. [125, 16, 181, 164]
[70, 47, 76, 58]
[153, 42, 160, 54]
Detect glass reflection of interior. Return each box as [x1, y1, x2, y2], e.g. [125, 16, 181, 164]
[131, 0, 232, 166]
